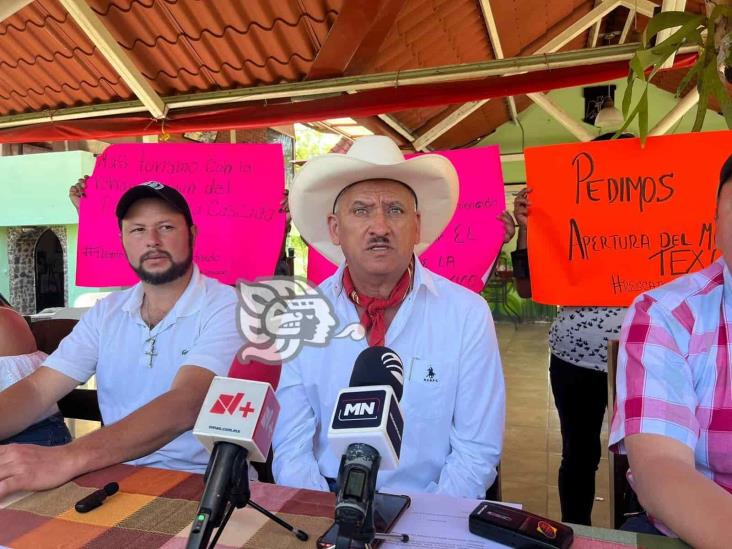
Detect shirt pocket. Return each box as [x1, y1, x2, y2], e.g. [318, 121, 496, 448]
[401, 357, 455, 422]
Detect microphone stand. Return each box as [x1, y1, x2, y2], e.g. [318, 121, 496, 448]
[187, 443, 308, 549]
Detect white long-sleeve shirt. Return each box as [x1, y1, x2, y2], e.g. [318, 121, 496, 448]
[272, 258, 505, 498]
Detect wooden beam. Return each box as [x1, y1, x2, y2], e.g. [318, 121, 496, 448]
[306, 1, 409, 143]
[413, 102, 486, 151]
[526, 92, 595, 141]
[0, 43, 699, 130]
[414, 0, 622, 149]
[306, 0, 406, 80]
[588, 1, 605, 48]
[343, 0, 408, 76]
[59, 0, 167, 119]
[376, 114, 418, 143]
[619, 8, 636, 44]
[536, 0, 622, 54]
[477, 0, 518, 124]
[648, 88, 699, 135]
[0, 0, 32, 22]
[618, 0, 656, 18]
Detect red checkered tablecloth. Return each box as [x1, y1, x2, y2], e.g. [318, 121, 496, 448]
[0, 464, 334, 548]
[0, 464, 688, 548]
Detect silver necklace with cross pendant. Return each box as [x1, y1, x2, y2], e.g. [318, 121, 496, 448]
[144, 333, 158, 368]
[142, 297, 159, 368]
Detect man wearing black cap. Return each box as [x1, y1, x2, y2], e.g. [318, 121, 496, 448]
[0, 181, 242, 499]
[608, 153, 732, 546]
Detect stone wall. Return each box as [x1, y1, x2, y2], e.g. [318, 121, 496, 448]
[8, 226, 68, 314]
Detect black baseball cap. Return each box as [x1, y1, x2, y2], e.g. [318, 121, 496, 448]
[116, 181, 193, 226]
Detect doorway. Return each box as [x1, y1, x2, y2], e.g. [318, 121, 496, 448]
[34, 229, 65, 312]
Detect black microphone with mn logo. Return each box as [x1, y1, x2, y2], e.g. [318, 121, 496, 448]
[327, 346, 409, 549]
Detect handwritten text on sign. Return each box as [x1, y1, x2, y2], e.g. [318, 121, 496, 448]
[524, 131, 732, 306]
[306, 146, 506, 292]
[77, 143, 287, 287]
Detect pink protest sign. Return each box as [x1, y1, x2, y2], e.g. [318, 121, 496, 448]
[77, 143, 287, 287]
[306, 146, 506, 292]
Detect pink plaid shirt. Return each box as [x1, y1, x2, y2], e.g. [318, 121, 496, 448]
[610, 258, 732, 533]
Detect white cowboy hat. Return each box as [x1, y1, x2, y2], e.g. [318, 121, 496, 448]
[290, 135, 459, 265]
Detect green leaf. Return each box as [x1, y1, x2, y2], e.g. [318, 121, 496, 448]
[675, 63, 703, 97]
[642, 12, 703, 46]
[617, 85, 649, 142]
[622, 73, 636, 117]
[708, 69, 732, 129]
[646, 17, 707, 80]
[708, 5, 732, 23]
[691, 61, 717, 131]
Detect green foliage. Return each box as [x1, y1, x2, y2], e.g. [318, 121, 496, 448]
[290, 125, 341, 276]
[620, 8, 732, 143]
[294, 124, 340, 161]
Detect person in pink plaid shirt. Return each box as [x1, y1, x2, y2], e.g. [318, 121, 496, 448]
[610, 153, 732, 548]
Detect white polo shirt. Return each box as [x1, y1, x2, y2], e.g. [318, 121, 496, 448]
[44, 265, 242, 473]
[272, 259, 505, 498]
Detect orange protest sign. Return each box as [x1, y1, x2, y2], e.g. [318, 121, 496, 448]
[524, 130, 732, 306]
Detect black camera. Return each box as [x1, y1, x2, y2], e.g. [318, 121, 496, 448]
[334, 443, 381, 546]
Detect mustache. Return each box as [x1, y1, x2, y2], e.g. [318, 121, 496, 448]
[366, 237, 391, 247]
[141, 250, 172, 261]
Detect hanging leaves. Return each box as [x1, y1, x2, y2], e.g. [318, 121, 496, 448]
[620, 8, 732, 143]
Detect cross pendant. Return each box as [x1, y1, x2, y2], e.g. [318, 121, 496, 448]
[145, 337, 158, 368]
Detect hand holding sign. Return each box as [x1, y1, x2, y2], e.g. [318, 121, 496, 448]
[76, 143, 287, 287]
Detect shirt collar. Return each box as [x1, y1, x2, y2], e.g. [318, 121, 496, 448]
[722, 258, 732, 297]
[330, 255, 438, 297]
[121, 264, 207, 320]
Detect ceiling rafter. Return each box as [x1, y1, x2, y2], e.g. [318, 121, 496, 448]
[0, 0, 33, 22]
[649, 87, 699, 135]
[305, 0, 415, 145]
[0, 42, 699, 130]
[59, 0, 167, 119]
[477, 0, 518, 124]
[619, 7, 636, 44]
[588, 0, 604, 48]
[412, 0, 625, 149]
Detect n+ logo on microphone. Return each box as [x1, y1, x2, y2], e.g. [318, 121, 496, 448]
[210, 392, 257, 417]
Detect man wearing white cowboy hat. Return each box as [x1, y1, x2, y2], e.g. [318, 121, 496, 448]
[272, 135, 505, 498]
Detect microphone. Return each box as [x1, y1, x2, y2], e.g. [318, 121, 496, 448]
[75, 482, 119, 513]
[328, 347, 407, 548]
[187, 377, 282, 549]
[327, 346, 405, 470]
[193, 376, 279, 463]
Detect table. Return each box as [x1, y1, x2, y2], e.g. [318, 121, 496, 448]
[0, 465, 688, 549]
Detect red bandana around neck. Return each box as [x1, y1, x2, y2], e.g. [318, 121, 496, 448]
[342, 262, 413, 346]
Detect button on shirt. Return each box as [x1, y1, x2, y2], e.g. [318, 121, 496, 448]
[610, 258, 732, 534]
[44, 265, 242, 473]
[272, 259, 505, 498]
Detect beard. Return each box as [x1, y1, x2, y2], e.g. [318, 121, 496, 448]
[130, 246, 193, 285]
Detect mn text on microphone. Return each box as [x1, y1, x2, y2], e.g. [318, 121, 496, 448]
[327, 346, 404, 470]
